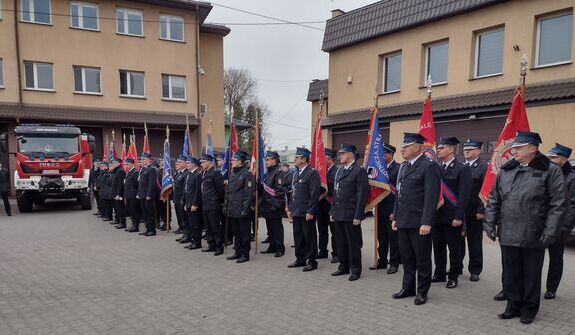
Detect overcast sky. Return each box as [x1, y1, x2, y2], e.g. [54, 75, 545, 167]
[205, 0, 375, 150]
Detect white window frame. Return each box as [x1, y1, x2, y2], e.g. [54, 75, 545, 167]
[425, 40, 449, 86]
[0, 59, 4, 88]
[119, 70, 146, 98]
[162, 74, 186, 101]
[0, 0, 3, 21]
[535, 11, 573, 68]
[382, 52, 402, 94]
[73, 66, 101, 94]
[159, 14, 185, 42]
[70, 1, 99, 31]
[474, 27, 505, 79]
[116, 8, 144, 37]
[24, 61, 54, 91]
[20, 0, 52, 25]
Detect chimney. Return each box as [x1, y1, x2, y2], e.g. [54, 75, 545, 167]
[331, 9, 345, 18]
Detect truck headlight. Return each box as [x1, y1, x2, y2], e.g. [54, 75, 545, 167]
[66, 179, 88, 189]
[16, 179, 38, 190]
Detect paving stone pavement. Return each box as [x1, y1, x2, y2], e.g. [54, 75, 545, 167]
[0, 201, 574, 335]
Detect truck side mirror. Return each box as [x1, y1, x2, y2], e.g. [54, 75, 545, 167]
[87, 134, 96, 153]
[0, 133, 7, 153]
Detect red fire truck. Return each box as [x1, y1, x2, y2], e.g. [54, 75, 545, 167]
[0, 124, 95, 212]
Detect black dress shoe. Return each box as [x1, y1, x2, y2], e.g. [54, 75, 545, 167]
[93, 212, 101, 216]
[470, 274, 480, 282]
[330, 256, 339, 264]
[144, 231, 156, 236]
[173, 228, 183, 234]
[236, 257, 249, 263]
[102, 218, 113, 222]
[369, 262, 387, 270]
[317, 253, 329, 259]
[331, 269, 350, 276]
[213, 250, 224, 256]
[498, 312, 520, 320]
[159, 225, 167, 231]
[446, 279, 458, 289]
[260, 248, 276, 254]
[261, 237, 270, 243]
[127, 227, 139, 233]
[274, 252, 285, 258]
[387, 265, 399, 274]
[115, 224, 126, 229]
[348, 273, 360, 281]
[520, 316, 534, 324]
[187, 244, 202, 250]
[287, 261, 306, 268]
[138, 231, 148, 235]
[302, 264, 317, 272]
[202, 247, 216, 252]
[544, 291, 556, 299]
[414, 294, 427, 305]
[431, 275, 446, 283]
[226, 254, 240, 260]
[175, 236, 184, 242]
[178, 238, 191, 244]
[392, 289, 416, 299]
[493, 290, 507, 301]
[7, 213, 12, 216]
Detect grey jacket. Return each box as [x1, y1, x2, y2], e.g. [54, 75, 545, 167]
[559, 162, 575, 232]
[484, 152, 566, 248]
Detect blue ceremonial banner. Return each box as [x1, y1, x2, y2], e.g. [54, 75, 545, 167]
[363, 107, 391, 210]
[182, 128, 190, 160]
[221, 136, 231, 180]
[206, 133, 214, 157]
[160, 139, 174, 201]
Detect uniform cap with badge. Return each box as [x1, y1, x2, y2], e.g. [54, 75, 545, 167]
[295, 147, 311, 158]
[511, 131, 542, 148]
[463, 139, 483, 150]
[401, 133, 426, 147]
[437, 137, 460, 148]
[547, 143, 572, 158]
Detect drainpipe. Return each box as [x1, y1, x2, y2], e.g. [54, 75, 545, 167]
[195, 5, 202, 153]
[14, 0, 23, 109]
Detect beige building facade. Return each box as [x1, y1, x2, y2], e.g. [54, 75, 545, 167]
[0, 0, 229, 171]
[310, 0, 575, 160]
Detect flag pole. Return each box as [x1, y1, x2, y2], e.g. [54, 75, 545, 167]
[224, 107, 233, 248]
[254, 110, 260, 254]
[520, 54, 528, 91]
[166, 125, 171, 232]
[372, 89, 379, 269]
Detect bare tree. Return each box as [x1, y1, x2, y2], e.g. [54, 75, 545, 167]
[224, 68, 256, 117]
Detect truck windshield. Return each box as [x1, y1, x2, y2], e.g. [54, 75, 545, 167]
[18, 135, 80, 158]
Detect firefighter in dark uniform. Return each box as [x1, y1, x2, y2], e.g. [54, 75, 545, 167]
[544, 143, 575, 300]
[123, 158, 140, 232]
[89, 159, 101, 216]
[371, 143, 401, 273]
[183, 157, 203, 249]
[137, 153, 158, 237]
[485, 131, 565, 324]
[392, 133, 441, 305]
[155, 161, 171, 231]
[287, 147, 321, 272]
[329, 144, 369, 281]
[173, 156, 189, 241]
[224, 151, 255, 263]
[461, 139, 487, 281]
[260, 151, 288, 257]
[109, 158, 127, 230]
[431, 137, 472, 289]
[317, 148, 338, 262]
[95, 161, 108, 218]
[200, 154, 225, 255]
[101, 162, 115, 222]
[0, 162, 11, 216]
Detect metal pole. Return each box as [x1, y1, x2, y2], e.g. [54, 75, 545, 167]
[254, 110, 260, 254]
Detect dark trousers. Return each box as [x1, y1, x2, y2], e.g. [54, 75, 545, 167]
[231, 217, 251, 258]
[292, 216, 318, 265]
[334, 221, 363, 275]
[546, 231, 569, 293]
[1, 193, 10, 215]
[174, 200, 186, 231]
[113, 199, 127, 222]
[502, 245, 545, 318]
[376, 211, 400, 266]
[103, 199, 114, 219]
[317, 208, 337, 257]
[93, 191, 100, 212]
[203, 209, 223, 251]
[398, 228, 432, 295]
[186, 209, 203, 245]
[432, 221, 464, 280]
[141, 199, 156, 233]
[265, 217, 285, 253]
[461, 215, 483, 275]
[126, 198, 141, 228]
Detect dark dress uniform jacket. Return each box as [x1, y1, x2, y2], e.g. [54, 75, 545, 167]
[560, 163, 575, 232]
[289, 165, 321, 218]
[173, 169, 189, 206]
[110, 167, 126, 199]
[465, 158, 487, 216]
[100, 172, 113, 200]
[484, 152, 566, 248]
[225, 166, 255, 218]
[330, 163, 369, 221]
[377, 161, 399, 216]
[184, 169, 202, 209]
[394, 155, 441, 229]
[0, 169, 10, 194]
[88, 168, 99, 190]
[260, 165, 287, 219]
[123, 168, 139, 200]
[436, 160, 472, 221]
[201, 167, 225, 211]
[318, 165, 337, 213]
[137, 166, 158, 200]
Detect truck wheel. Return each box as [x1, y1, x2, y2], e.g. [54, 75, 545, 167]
[17, 194, 34, 213]
[33, 198, 45, 206]
[79, 192, 92, 210]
